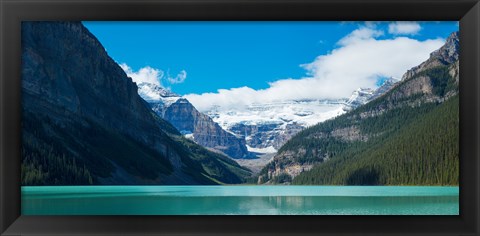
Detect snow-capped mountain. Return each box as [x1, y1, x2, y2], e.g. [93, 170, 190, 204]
[137, 82, 181, 117]
[343, 88, 375, 111]
[343, 78, 400, 111]
[137, 82, 251, 159]
[369, 77, 400, 101]
[203, 79, 399, 154]
[137, 82, 179, 102]
[205, 99, 348, 152]
[137, 79, 398, 158]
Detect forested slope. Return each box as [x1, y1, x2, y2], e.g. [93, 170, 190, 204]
[257, 31, 459, 186]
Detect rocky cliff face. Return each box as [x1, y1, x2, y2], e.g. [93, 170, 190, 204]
[164, 98, 252, 159]
[228, 121, 305, 150]
[258, 31, 460, 184]
[402, 31, 459, 81]
[22, 22, 159, 141]
[21, 22, 250, 185]
[138, 83, 252, 159]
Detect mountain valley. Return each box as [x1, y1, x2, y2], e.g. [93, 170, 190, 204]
[20, 21, 459, 187]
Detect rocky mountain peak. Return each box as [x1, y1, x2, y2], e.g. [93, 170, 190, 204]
[430, 31, 459, 64]
[344, 77, 401, 111]
[137, 82, 179, 102]
[344, 88, 375, 110]
[138, 83, 252, 159]
[175, 98, 191, 104]
[402, 31, 459, 81]
[368, 77, 400, 101]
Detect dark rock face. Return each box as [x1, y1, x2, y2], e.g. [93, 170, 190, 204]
[163, 99, 197, 133]
[21, 22, 250, 185]
[22, 22, 172, 146]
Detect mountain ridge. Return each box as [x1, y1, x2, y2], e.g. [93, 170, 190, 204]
[257, 31, 459, 185]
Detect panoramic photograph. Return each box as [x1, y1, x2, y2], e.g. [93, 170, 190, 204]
[21, 21, 459, 215]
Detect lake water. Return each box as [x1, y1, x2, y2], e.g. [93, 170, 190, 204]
[21, 185, 459, 215]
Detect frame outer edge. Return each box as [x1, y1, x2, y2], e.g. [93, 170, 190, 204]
[1, 0, 5, 234]
[1, 1, 22, 235]
[468, 2, 480, 235]
[476, 2, 480, 235]
[1, 1, 480, 236]
[461, 2, 480, 235]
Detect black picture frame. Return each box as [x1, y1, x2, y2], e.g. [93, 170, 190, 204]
[1, 0, 479, 235]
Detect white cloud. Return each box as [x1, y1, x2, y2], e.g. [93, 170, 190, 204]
[120, 63, 187, 86]
[388, 22, 422, 35]
[120, 63, 163, 86]
[185, 25, 444, 112]
[301, 37, 443, 96]
[167, 70, 187, 84]
[338, 26, 383, 46]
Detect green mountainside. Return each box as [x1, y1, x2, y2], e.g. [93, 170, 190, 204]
[257, 31, 459, 186]
[293, 94, 458, 185]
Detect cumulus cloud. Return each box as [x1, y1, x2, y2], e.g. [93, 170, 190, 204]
[120, 63, 187, 86]
[185, 25, 444, 112]
[301, 36, 443, 96]
[337, 26, 383, 46]
[388, 21, 422, 35]
[120, 63, 164, 86]
[166, 70, 187, 84]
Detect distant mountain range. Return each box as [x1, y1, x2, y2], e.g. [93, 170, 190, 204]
[257, 31, 459, 185]
[199, 78, 399, 155]
[139, 80, 397, 160]
[138, 74, 400, 160]
[205, 99, 346, 152]
[21, 22, 251, 185]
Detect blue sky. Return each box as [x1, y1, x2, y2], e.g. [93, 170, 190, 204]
[84, 22, 351, 94]
[83, 21, 458, 98]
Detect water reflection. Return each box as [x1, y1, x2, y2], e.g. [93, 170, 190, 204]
[23, 194, 459, 215]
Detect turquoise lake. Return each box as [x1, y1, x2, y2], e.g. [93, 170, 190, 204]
[21, 186, 459, 215]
